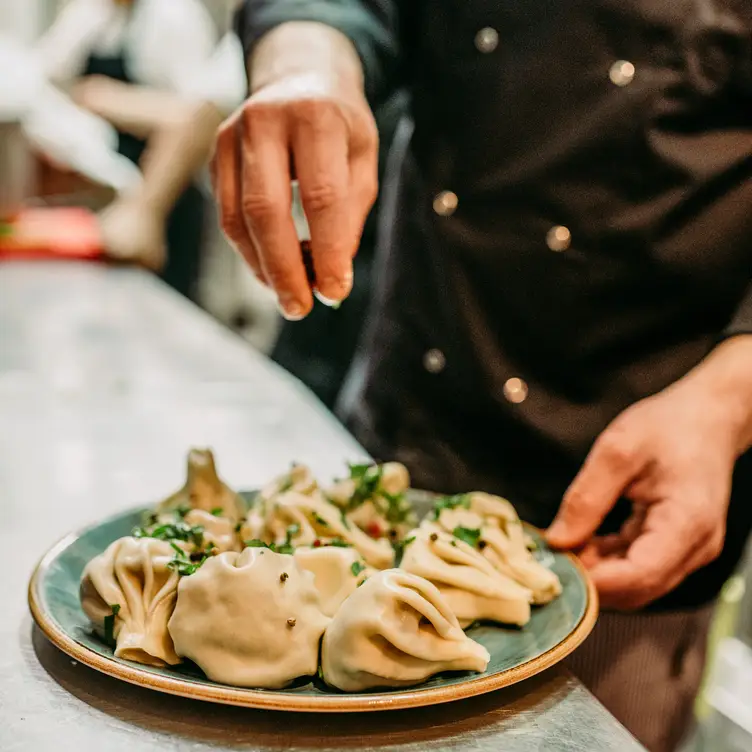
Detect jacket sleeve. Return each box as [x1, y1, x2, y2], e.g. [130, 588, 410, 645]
[724, 291, 752, 338]
[235, 0, 401, 105]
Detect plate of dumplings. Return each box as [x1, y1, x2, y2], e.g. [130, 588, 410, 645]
[28, 448, 598, 711]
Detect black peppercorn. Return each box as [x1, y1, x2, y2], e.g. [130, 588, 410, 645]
[280, 572, 289, 583]
[430, 533, 438, 542]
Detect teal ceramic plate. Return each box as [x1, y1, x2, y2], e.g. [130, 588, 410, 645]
[29, 494, 597, 712]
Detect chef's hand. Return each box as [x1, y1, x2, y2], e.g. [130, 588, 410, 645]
[546, 337, 752, 610]
[211, 22, 379, 320]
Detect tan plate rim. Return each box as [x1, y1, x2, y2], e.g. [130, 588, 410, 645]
[28, 517, 599, 713]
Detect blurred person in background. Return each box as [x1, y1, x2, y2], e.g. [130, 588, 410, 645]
[34, 0, 246, 298]
[214, 2, 752, 750]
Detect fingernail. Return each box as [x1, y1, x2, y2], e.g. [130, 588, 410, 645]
[318, 271, 353, 301]
[314, 290, 342, 307]
[280, 300, 305, 321]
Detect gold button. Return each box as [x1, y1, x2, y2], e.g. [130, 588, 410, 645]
[433, 191, 458, 217]
[503, 377, 528, 404]
[423, 349, 446, 374]
[609, 60, 635, 87]
[546, 225, 571, 252]
[475, 27, 499, 54]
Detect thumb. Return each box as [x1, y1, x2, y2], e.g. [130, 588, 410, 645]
[546, 429, 644, 549]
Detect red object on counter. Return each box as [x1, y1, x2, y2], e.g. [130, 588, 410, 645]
[0, 207, 103, 261]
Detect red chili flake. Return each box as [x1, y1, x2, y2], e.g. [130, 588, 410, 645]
[313, 539, 321, 548]
[366, 522, 382, 539]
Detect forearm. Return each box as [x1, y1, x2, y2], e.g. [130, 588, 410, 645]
[237, 0, 400, 104]
[126, 101, 224, 217]
[677, 335, 752, 455]
[251, 21, 364, 94]
[73, 78, 195, 139]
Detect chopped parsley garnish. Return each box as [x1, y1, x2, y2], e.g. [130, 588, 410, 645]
[313, 513, 329, 528]
[245, 537, 296, 555]
[325, 538, 351, 548]
[347, 463, 384, 510]
[350, 560, 366, 577]
[431, 494, 471, 520]
[132, 520, 204, 549]
[103, 604, 120, 648]
[392, 535, 416, 559]
[167, 541, 209, 576]
[210, 507, 224, 516]
[453, 526, 481, 547]
[382, 490, 413, 525]
[175, 506, 190, 519]
[338, 508, 351, 530]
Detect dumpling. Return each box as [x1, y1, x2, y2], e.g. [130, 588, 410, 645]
[293, 545, 372, 616]
[168, 547, 330, 688]
[326, 462, 416, 541]
[158, 448, 245, 522]
[239, 463, 321, 545]
[183, 509, 241, 553]
[80, 536, 181, 667]
[321, 569, 489, 692]
[401, 525, 532, 627]
[433, 493, 562, 604]
[245, 488, 395, 569]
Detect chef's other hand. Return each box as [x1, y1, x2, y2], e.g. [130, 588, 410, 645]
[544, 339, 752, 610]
[212, 22, 379, 320]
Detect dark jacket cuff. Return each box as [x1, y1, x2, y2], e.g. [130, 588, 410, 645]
[235, 1, 398, 105]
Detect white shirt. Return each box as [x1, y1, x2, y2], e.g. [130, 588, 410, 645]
[35, 0, 246, 115]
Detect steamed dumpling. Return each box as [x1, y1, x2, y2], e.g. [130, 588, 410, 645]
[434, 493, 562, 604]
[158, 448, 245, 522]
[326, 462, 416, 540]
[168, 547, 330, 688]
[80, 536, 181, 667]
[293, 546, 372, 616]
[239, 463, 322, 546]
[245, 488, 395, 569]
[320, 569, 490, 692]
[402, 525, 532, 627]
[183, 509, 241, 553]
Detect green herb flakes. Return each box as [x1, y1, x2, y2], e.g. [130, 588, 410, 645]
[210, 507, 224, 516]
[245, 539, 272, 549]
[131, 520, 204, 549]
[431, 494, 471, 520]
[325, 538, 351, 548]
[453, 526, 481, 547]
[350, 560, 366, 577]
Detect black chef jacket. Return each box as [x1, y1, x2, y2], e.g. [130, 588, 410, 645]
[238, 0, 752, 610]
